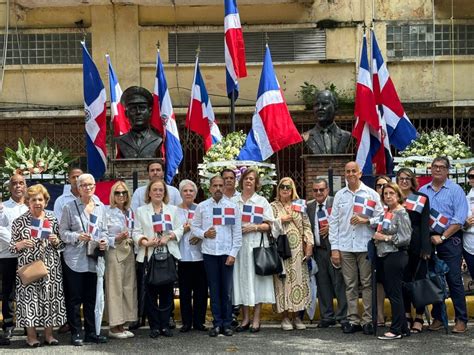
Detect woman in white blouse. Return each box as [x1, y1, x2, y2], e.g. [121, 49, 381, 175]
[176, 179, 208, 333]
[232, 168, 275, 333]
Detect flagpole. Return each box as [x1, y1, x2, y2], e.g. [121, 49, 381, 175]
[184, 47, 200, 157]
[230, 90, 236, 133]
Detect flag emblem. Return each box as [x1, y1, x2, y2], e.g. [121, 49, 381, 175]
[353, 196, 376, 217]
[242, 204, 264, 224]
[404, 194, 427, 214]
[30, 218, 52, 239]
[292, 199, 307, 214]
[377, 212, 393, 232]
[213, 207, 236, 225]
[152, 213, 173, 233]
[429, 209, 448, 234]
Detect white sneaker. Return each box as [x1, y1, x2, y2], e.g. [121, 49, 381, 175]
[108, 331, 128, 339]
[281, 318, 293, 331]
[293, 318, 306, 330]
[123, 330, 135, 338]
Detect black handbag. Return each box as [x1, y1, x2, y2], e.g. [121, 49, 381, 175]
[146, 246, 178, 286]
[253, 233, 283, 276]
[276, 234, 291, 260]
[404, 260, 444, 309]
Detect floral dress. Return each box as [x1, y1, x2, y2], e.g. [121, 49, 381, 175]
[271, 201, 313, 313]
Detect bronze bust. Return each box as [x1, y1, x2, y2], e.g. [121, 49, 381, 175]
[302, 90, 351, 154]
[115, 86, 163, 159]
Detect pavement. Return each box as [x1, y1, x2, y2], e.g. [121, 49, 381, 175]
[0, 322, 472, 354]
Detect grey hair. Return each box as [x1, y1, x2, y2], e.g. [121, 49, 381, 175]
[313, 177, 328, 187]
[179, 179, 198, 194]
[77, 173, 95, 188]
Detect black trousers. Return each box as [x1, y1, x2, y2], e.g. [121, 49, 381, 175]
[402, 252, 428, 315]
[381, 251, 409, 335]
[178, 261, 208, 328]
[0, 258, 17, 329]
[146, 281, 174, 332]
[63, 263, 97, 336]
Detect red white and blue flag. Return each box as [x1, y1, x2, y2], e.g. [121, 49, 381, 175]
[152, 50, 183, 184]
[224, 0, 247, 100]
[429, 209, 449, 234]
[292, 199, 307, 214]
[88, 213, 99, 240]
[238, 45, 302, 161]
[404, 193, 427, 214]
[125, 209, 134, 230]
[186, 57, 222, 152]
[152, 213, 173, 233]
[82, 42, 107, 179]
[317, 207, 331, 227]
[30, 218, 52, 239]
[353, 195, 376, 217]
[377, 211, 393, 232]
[213, 207, 236, 225]
[106, 54, 130, 159]
[242, 204, 264, 224]
[187, 203, 198, 221]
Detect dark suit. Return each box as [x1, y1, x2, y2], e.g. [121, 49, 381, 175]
[308, 197, 347, 324]
[115, 128, 163, 158]
[303, 123, 351, 155]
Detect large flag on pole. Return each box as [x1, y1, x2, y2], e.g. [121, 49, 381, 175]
[371, 30, 417, 151]
[353, 34, 384, 174]
[153, 50, 183, 184]
[106, 55, 130, 158]
[238, 45, 302, 161]
[83, 42, 107, 179]
[224, 0, 247, 99]
[185, 57, 222, 152]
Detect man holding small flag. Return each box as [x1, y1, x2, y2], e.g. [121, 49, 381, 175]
[419, 157, 469, 333]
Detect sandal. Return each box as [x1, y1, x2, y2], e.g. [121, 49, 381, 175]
[406, 317, 414, 330]
[411, 317, 424, 333]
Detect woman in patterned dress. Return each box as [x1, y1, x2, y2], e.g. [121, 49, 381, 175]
[10, 184, 66, 347]
[271, 177, 313, 331]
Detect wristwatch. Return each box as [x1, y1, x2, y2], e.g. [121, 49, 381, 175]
[440, 235, 447, 242]
[384, 236, 389, 242]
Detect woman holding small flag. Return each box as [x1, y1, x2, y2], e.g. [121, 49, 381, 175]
[133, 178, 183, 338]
[371, 182, 412, 340]
[396, 168, 432, 333]
[10, 184, 66, 347]
[105, 181, 137, 339]
[232, 168, 275, 333]
[271, 177, 313, 331]
[176, 179, 208, 333]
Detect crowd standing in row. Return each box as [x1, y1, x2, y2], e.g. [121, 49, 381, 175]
[0, 158, 472, 347]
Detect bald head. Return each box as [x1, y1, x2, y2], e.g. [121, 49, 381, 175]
[344, 161, 362, 191]
[9, 174, 26, 203]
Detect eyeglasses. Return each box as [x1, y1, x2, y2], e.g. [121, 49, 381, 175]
[279, 184, 292, 190]
[468, 174, 474, 180]
[80, 183, 95, 190]
[431, 164, 448, 171]
[313, 188, 326, 193]
[114, 191, 128, 196]
[398, 177, 411, 182]
[375, 183, 387, 189]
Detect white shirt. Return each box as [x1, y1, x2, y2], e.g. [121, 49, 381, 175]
[329, 182, 383, 253]
[131, 184, 182, 212]
[0, 199, 28, 258]
[191, 197, 242, 258]
[177, 206, 203, 262]
[464, 188, 474, 255]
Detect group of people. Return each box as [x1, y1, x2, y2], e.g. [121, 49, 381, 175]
[0, 157, 472, 347]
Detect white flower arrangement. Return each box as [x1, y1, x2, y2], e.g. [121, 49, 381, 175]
[1, 138, 75, 178]
[199, 131, 277, 200]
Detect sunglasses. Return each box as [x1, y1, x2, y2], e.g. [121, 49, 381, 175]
[279, 184, 293, 190]
[114, 191, 128, 196]
[313, 188, 326, 193]
[468, 174, 474, 180]
[375, 183, 387, 189]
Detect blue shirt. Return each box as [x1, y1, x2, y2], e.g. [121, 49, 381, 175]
[419, 178, 468, 227]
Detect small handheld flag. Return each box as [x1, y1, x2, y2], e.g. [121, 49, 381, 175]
[187, 203, 198, 221]
[292, 199, 307, 214]
[88, 213, 99, 240]
[242, 204, 264, 224]
[353, 196, 376, 217]
[317, 208, 330, 227]
[125, 209, 134, 230]
[429, 209, 448, 234]
[377, 212, 393, 232]
[404, 193, 427, 214]
[213, 207, 236, 226]
[30, 218, 52, 239]
[152, 213, 173, 233]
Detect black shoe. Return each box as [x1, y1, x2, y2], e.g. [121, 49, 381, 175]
[128, 321, 142, 331]
[209, 327, 220, 337]
[363, 323, 374, 335]
[235, 323, 250, 332]
[222, 327, 233, 336]
[84, 333, 108, 344]
[71, 333, 83, 347]
[180, 325, 192, 333]
[149, 329, 160, 339]
[58, 323, 70, 334]
[193, 324, 208, 331]
[318, 319, 337, 328]
[169, 317, 176, 329]
[160, 328, 173, 337]
[342, 323, 363, 334]
[0, 337, 10, 346]
[249, 326, 260, 333]
[377, 332, 402, 340]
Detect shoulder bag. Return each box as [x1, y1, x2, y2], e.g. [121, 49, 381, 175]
[146, 245, 178, 286]
[403, 260, 444, 309]
[18, 259, 48, 285]
[253, 233, 283, 276]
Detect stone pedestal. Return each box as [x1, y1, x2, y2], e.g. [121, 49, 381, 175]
[302, 154, 354, 198]
[110, 158, 164, 181]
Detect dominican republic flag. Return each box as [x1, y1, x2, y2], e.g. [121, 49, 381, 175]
[82, 42, 107, 180]
[242, 204, 264, 224]
[187, 203, 198, 221]
[429, 209, 449, 234]
[404, 193, 427, 214]
[213, 207, 236, 226]
[353, 34, 384, 175]
[88, 213, 99, 240]
[152, 213, 173, 233]
[224, 0, 247, 100]
[30, 218, 52, 239]
[152, 50, 183, 184]
[371, 30, 417, 152]
[106, 54, 130, 158]
[186, 57, 222, 152]
[125, 209, 134, 230]
[377, 211, 393, 232]
[292, 199, 307, 214]
[353, 195, 376, 217]
[237, 45, 302, 161]
[317, 208, 331, 227]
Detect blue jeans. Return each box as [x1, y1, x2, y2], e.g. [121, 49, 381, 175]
[431, 233, 467, 323]
[203, 254, 234, 328]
